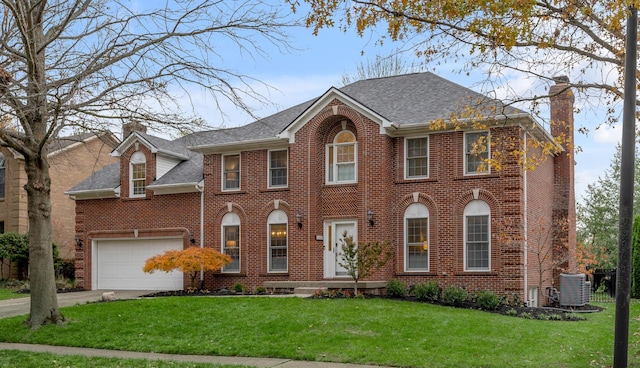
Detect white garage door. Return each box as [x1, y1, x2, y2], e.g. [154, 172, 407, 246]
[94, 238, 184, 290]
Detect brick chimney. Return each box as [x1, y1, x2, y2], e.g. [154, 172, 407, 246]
[549, 76, 577, 279]
[122, 121, 147, 139]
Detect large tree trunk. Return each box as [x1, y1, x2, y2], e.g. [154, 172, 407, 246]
[23, 154, 64, 329]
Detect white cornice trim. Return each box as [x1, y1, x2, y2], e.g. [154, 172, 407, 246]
[188, 137, 288, 154]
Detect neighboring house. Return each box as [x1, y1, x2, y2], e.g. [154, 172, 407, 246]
[0, 132, 119, 279]
[68, 73, 576, 307]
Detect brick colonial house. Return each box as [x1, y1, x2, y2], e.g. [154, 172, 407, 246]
[0, 132, 119, 279]
[68, 73, 576, 306]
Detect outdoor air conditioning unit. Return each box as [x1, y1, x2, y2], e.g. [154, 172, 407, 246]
[559, 273, 589, 307]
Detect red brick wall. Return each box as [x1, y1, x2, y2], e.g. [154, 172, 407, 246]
[77, 99, 571, 302]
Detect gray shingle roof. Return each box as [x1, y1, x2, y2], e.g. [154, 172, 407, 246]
[70, 72, 523, 194]
[68, 162, 120, 193]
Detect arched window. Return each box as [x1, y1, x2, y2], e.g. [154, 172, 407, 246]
[267, 210, 288, 272]
[405, 203, 429, 271]
[326, 130, 357, 184]
[130, 151, 146, 197]
[222, 212, 241, 272]
[464, 200, 491, 271]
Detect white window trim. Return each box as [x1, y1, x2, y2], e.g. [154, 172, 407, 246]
[267, 210, 288, 273]
[129, 151, 146, 198]
[221, 212, 241, 273]
[463, 200, 491, 272]
[267, 149, 288, 189]
[404, 136, 429, 180]
[222, 154, 241, 192]
[326, 131, 358, 185]
[464, 131, 491, 176]
[404, 203, 430, 272]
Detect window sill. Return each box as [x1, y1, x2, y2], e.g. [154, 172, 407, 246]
[261, 187, 289, 193]
[395, 272, 437, 276]
[122, 196, 149, 201]
[455, 173, 499, 180]
[396, 177, 437, 184]
[219, 272, 246, 277]
[218, 190, 246, 195]
[454, 271, 498, 276]
[259, 272, 289, 276]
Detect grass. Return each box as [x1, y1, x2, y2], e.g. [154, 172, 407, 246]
[0, 350, 248, 368]
[0, 296, 637, 368]
[0, 288, 26, 301]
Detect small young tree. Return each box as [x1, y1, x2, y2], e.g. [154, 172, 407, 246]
[631, 216, 640, 299]
[338, 231, 392, 295]
[144, 247, 232, 289]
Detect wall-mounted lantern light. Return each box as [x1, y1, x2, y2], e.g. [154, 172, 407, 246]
[296, 212, 303, 229]
[75, 235, 83, 249]
[367, 209, 375, 226]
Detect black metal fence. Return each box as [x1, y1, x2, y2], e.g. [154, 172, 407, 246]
[589, 269, 616, 303]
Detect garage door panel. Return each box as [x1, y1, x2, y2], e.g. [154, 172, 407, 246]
[95, 238, 184, 290]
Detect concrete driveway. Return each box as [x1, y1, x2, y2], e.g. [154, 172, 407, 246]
[0, 290, 151, 319]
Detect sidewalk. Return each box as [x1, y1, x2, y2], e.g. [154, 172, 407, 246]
[0, 343, 390, 368]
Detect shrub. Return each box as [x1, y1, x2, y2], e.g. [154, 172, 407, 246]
[519, 312, 533, 319]
[442, 285, 468, 306]
[475, 290, 502, 310]
[255, 286, 266, 294]
[413, 280, 440, 301]
[506, 308, 518, 317]
[233, 283, 246, 293]
[386, 279, 407, 297]
[549, 314, 563, 321]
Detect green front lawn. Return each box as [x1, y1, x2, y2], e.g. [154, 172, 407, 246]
[0, 288, 27, 301]
[0, 297, 637, 368]
[0, 350, 248, 368]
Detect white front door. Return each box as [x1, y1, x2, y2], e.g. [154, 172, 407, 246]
[324, 220, 357, 278]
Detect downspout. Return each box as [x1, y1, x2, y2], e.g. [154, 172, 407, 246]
[196, 182, 205, 289]
[523, 134, 529, 306]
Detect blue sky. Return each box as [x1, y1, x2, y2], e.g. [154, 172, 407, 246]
[174, 13, 623, 206]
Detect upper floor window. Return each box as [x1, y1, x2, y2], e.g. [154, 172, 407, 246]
[464, 200, 491, 271]
[130, 151, 146, 197]
[268, 150, 288, 188]
[405, 137, 429, 179]
[267, 210, 288, 272]
[222, 212, 241, 273]
[327, 130, 357, 184]
[223, 154, 240, 191]
[0, 153, 5, 199]
[405, 203, 429, 271]
[464, 131, 490, 175]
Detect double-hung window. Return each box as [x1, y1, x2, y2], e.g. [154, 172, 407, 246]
[464, 131, 490, 175]
[223, 154, 240, 191]
[267, 210, 288, 272]
[405, 203, 429, 271]
[222, 212, 241, 272]
[130, 151, 146, 197]
[327, 130, 356, 184]
[406, 137, 429, 179]
[268, 150, 288, 188]
[464, 200, 491, 271]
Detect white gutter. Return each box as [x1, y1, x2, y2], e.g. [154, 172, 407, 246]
[196, 181, 205, 288]
[188, 137, 288, 154]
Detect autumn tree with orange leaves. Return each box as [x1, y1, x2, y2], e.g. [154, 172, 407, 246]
[144, 247, 231, 289]
[292, 0, 639, 127]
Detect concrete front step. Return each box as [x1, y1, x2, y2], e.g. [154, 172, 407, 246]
[294, 287, 326, 295]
